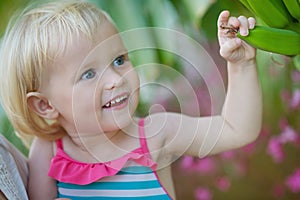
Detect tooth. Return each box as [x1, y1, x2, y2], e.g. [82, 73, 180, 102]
[116, 98, 120, 103]
[111, 100, 116, 105]
[105, 103, 110, 107]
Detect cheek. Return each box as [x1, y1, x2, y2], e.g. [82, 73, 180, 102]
[49, 87, 72, 112]
[69, 85, 98, 122]
[128, 72, 140, 112]
[51, 92, 75, 124]
[71, 89, 101, 131]
[72, 88, 98, 110]
[126, 69, 140, 90]
[131, 90, 140, 114]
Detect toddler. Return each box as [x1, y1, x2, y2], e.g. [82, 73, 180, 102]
[0, 0, 262, 199]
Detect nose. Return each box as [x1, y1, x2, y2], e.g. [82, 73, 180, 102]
[102, 68, 124, 90]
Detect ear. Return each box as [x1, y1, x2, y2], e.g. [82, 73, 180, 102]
[26, 92, 59, 120]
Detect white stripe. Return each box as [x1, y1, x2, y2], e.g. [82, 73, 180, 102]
[99, 173, 156, 182]
[123, 161, 141, 167]
[58, 187, 166, 197]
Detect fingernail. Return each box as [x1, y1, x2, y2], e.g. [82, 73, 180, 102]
[241, 30, 248, 36]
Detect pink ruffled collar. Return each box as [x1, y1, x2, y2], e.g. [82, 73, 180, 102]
[48, 146, 157, 185]
[48, 119, 157, 185]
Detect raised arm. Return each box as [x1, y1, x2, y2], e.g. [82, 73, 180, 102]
[147, 11, 262, 159]
[213, 10, 262, 153]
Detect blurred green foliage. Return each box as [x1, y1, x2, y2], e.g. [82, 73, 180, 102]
[0, 0, 300, 199]
[0, 0, 31, 155]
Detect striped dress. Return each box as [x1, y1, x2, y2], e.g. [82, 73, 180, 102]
[48, 119, 172, 199]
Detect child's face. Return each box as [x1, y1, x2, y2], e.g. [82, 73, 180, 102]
[39, 19, 140, 136]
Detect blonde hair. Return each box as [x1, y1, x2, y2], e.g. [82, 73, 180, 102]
[0, 0, 110, 141]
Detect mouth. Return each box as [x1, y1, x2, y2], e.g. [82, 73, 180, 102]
[102, 94, 128, 109]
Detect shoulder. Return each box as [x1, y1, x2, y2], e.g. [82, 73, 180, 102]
[30, 137, 54, 150]
[141, 113, 182, 151]
[143, 113, 169, 137]
[143, 112, 191, 136]
[142, 113, 190, 165]
[29, 137, 55, 162]
[144, 112, 204, 156]
[28, 137, 58, 199]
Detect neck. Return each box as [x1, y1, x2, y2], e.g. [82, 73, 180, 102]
[69, 130, 120, 152]
[59, 120, 140, 162]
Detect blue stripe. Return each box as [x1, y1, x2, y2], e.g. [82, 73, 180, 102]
[58, 180, 161, 190]
[58, 194, 172, 200]
[118, 166, 152, 174]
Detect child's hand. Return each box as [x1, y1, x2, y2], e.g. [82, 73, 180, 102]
[218, 10, 256, 64]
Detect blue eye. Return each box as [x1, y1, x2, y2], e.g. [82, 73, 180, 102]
[113, 55, 125, 67]
[81, 69, 96, 80]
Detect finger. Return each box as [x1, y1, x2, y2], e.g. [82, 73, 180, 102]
[217, 10, 230, 27]
[219, 38, 242, 58]
[228, 16, 240, 29]
[238, 16, 249, 36]
[248, 17, 256, 29]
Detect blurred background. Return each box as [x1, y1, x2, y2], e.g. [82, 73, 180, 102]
[1, 0, 300, 199]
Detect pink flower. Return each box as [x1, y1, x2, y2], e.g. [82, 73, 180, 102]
[194, 187, 213, 200]
[215, 176, 231, 191]
[259, 126, 271, 139]
[285, 168, 300, 193]
[292, 70, 300, 83]
[289, 89, 300, 108]
[242, 142, 256, 155]
[267, 137, 285, 163]
[180, 156, 218, 174]
[180, 156, 194, 169]
[220, 150, 235, 160]
[279, 125, 299, 144]
[195, 157, 217, 174]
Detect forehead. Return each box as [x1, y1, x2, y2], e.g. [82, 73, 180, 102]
[65, 20, 124, 60]
[26, 2, 108, 61]
[50, 16, 118, 57]
[46, 20, 125, 75]
[86, 23, 127, 62]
